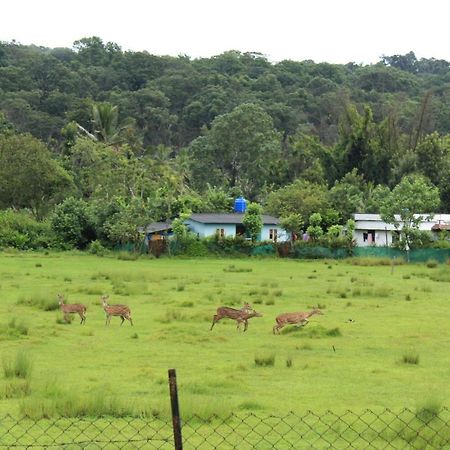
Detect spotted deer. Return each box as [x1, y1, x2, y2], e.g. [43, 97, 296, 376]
[210, 303, 262, 331]
[101, 295, 133, 326]
[57, 294, 87, 325]
[273, 308, 323, 334]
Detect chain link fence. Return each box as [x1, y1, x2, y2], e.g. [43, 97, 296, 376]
[1, 407, 449, 449]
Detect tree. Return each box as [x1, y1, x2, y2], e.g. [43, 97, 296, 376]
[380, 174, 440, 249]
[189, 103, 282, 198]
[306, 213, 323, 241]
[280, 213, 303, 242]
[264, 180, 331, 221]
[0, 133, 74, 218]
[51, 197, 95, 248]
[329, 169, 366, 221]
[242, 202, 263, 242]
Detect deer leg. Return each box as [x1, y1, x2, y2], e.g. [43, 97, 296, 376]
[105, 315, 110, 326]
[64, 313, 69, 323]
[244, 320, 248, 332]
[129, 316, 133, 326]
[210, 315, 219, 331]
[120, 316, 125, 326]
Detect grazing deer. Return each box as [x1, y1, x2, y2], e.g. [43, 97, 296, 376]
[273, 308, 323, 334]
[101, 295, 133, 326]
[210, 303, 261, 331]
[57, 294, 87, 325]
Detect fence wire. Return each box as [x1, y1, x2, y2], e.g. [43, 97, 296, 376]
[0, 408, 449, 449]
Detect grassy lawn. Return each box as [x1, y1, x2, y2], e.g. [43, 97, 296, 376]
[0, 251, 449, 423]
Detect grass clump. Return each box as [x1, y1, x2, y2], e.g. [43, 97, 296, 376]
[348, 257, 405, 266]
[180, 301, 194, 308]
[116, 251, 140, 261]
[0, 379, 31, 399]
[401, 351, 420, 365]
[426, 259, 439, 268]
[17, 292, 59, 311]
[1, 317, 29, 338]
[254, 353, 276, 367]
[429, 267, 450, 282]
[415, 399, 441, 424]
[157, 310, 186, 323]
[223, 265, 253, 273]
[2, 351, 32, 379]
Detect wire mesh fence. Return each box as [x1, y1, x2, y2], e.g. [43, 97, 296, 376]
[1, 407, 449, 449]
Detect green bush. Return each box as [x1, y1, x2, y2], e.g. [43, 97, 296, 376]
[0, 209, 55, 250]
[88, 240, 107, 256]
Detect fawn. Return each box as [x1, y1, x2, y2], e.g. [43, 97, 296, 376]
[210, 303, 261, 331]
[101, 295, 133, 326]
[273, 308, 323, 334]
[57, 294, 87, 325]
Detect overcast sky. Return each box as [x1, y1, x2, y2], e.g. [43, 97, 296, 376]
[1, 0, 449, 64]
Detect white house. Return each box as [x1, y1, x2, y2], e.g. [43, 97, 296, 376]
[353, 213, 450, 247]
[185, 213, 289, 242]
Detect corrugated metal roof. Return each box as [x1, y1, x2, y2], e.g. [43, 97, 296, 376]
[145, 222, 172, 233]
[188, 213, 280, 225]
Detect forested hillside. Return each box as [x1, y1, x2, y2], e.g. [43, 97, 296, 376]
[0, 37, 449, 249]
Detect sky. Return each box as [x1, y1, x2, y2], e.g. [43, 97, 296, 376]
[1, 0, 449, 64]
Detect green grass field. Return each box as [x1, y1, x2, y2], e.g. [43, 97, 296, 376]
[0, 251, 449, 424]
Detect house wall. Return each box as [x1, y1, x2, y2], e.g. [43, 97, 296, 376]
[354, 230, 393, 247]
[185, 220, 289, 242]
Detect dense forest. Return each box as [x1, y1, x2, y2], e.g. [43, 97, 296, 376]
[0, 37, 449, 250]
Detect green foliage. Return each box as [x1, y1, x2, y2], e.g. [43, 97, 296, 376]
[0, 209, 54, 250]
[381, 174, 440, 250]
[306, 213, 323, 241]
[242, 202, 263, 242]
[88, 240, 107, 256]
[2, 351, 32, 379]
[0, 134, 74, 218]
[51, 197, 95, 249]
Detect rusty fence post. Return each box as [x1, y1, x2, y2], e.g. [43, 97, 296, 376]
[168, 369, 183, 450]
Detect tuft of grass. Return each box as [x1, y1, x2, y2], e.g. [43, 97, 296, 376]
[176, 283, 186, 292]
[157, 310, 186, 324]
[35, 263, 42, 268]
[402, 274, 411, 280]
[254, 353, 276, 367]
[17, 293, 59, 311]
[401, 351, 420, 365]
[415, 399, 441, 424]
[2, 351, 32, 379]
[348, 257, 405, 266]
[405, 294, 412, 301]
[272, 289, 283, 297]
[286, 356, 293, 368]
[1, 318, 29, 338]
[116, 251, 140, 261]
[429, 268, 450, 282]
[130, 333, 139, 339]
[0, 379, 31, 399]
[265, 298, 275, 306]
[180, 301, 194, 308]
[223, 265, 252, 273]
[426, 259, 438, 268]
[373, 287, 392, 298]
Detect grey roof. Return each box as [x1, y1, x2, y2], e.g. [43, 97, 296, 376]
[145, 222, 172, 233]
[188, 213, 280, 225]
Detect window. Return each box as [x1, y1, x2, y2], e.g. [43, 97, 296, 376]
[216, 228, 225, 239]
[363, 230, 375, 244]
[269, 228, 278, 242]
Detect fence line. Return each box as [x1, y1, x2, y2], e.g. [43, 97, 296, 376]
[1, 407, 449, 449]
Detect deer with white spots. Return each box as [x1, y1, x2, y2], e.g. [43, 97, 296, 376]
[273, 308, 323, 334]
[101, 295, 133, 326]
[210, 303, 262, 331]
[57, 294, 87, 325]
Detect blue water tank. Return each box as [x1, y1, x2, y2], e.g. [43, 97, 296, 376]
[234, 197, 247, 213]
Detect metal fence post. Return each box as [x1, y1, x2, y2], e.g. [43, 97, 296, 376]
[168, 369, 183, 450]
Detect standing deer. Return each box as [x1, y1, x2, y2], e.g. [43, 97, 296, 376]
[57, 294, 87, 325]
[273, 308, 323, 334]
[210, 303, 261, 331]
[101, 295, 133, 326]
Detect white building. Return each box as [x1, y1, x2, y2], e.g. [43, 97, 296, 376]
[353, 213, 450, 247]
